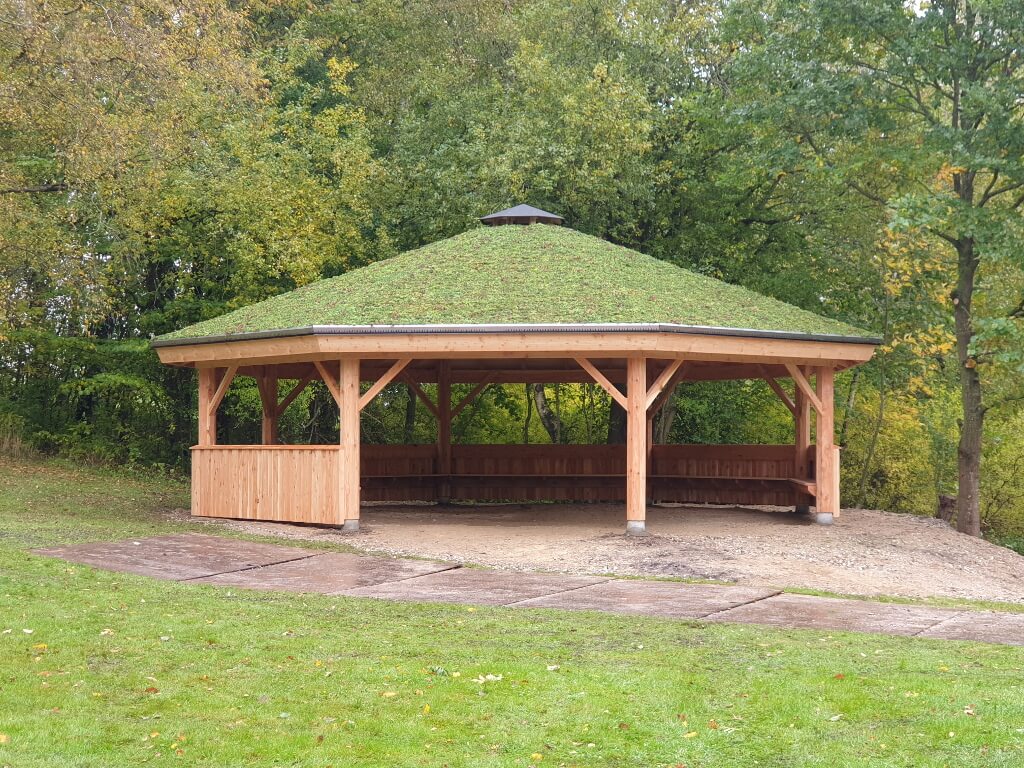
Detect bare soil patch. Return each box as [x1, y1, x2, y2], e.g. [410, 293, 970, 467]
[186, 503, 1024, 604]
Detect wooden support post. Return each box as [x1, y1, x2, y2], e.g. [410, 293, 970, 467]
[794, 366, 811, 514]
[256, 368, 278, 445]
[197, 367, 217, 446]
[645, 413, 655, 500]
[437, 361, 452, 503]
[339, 358, 361, 531]
[626, 356, 647, 535]
[814, 366, 838, 524]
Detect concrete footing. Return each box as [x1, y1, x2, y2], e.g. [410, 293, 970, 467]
[815, 512, 834, 526]
[795, 504, 810, 516]
[341, 519, 360, 533]
[625, 520, 647, 536]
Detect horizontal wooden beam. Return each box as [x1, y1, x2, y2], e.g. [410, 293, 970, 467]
[157, 330, 877, 369]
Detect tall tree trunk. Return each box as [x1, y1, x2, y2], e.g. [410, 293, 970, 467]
[654, 384, 678, 444]
[403, 384, 417, 443]
[607, 384, 627, 444]
[523, 384, 533, 444]
[953, 236, 983, 537]
[837, 369, 859, 448]
[530, 384, 565, 444]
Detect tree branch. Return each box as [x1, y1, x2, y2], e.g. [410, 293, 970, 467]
[0, 183, 67, 195]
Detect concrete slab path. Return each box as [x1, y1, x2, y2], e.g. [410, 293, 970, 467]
[34, 534, 1024, 647]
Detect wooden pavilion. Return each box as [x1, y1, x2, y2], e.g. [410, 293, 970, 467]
[153, 205, 879, 534]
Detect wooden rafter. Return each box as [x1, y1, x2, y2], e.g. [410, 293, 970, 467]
[784, 363, 823, 414]
[645, 358, 684, 410]
[359, 358, 412, 411]
[761, 367, 797, 416]
[574, 357, 627, 409]
[207, 365, 238, 416]
[451, 378, 493, 419]
[276, 372, 315, 417]
[313, 361, 343, 407]
[401, 375, 441, 420]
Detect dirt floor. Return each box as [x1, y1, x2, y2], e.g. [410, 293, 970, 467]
[184, 504, 1024, 604]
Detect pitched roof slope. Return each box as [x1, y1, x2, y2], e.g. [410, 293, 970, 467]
[157, 224, 871, 343]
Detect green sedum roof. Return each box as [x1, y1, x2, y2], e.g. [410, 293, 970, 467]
[157, 224, 872, 344]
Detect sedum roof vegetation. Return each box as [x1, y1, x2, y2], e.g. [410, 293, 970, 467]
[158, 224, 872, 343]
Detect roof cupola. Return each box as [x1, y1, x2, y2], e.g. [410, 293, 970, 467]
[480, 204, 563, 226]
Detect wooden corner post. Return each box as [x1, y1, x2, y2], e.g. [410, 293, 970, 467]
[794, 366, 811, 514]
[437, 361, 452, 503]
[339, 358, 361, 531]
[814, 366, 839, 524]
[197, 368, 217, 446]
[626, 356, 648, 535]
[256, 367, 279, 445]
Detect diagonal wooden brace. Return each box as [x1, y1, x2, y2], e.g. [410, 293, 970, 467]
[574, 357, 627, 409]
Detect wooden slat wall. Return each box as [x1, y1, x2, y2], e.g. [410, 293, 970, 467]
[191, 446, 341, 524]
[191, 444, 822, 521]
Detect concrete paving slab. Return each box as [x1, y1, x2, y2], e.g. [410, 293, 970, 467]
[512, 580, 778, 618]
[192, 552, 457, 593]
[344, 568, 607, 606]
[917, 611, 1024, 646]
[708, 593, 962, 637]
[34, 533, 314, 581]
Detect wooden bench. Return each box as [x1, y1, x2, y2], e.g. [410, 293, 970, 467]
[363, 473, 817, 497]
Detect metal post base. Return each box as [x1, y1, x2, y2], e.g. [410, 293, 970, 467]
[814, 512, 833, 526]
[625, 520, 647, 536]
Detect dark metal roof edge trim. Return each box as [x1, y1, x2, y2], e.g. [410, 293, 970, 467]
[151, 323, 882, 349]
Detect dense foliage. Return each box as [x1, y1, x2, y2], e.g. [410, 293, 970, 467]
[2, 0, 1022, 538]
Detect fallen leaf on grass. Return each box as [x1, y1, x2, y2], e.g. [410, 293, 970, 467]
[0, 734, 9, 744]
[683, 731, 698, 738]
[473, 674, 503, 684]
[828, 714, 843, 722]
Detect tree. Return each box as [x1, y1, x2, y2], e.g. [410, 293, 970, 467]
[726, 0, 1024, 535]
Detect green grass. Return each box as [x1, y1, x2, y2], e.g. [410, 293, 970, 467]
[2, 457, 1024, 767]
[158, 224, 870, 342]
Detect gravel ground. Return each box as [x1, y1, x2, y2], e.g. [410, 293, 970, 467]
[186, 503, 1024, 604]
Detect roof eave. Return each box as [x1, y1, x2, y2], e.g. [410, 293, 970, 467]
[150, 322, 882, 349]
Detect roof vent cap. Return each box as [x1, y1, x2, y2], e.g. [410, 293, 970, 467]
[480, 204, 563, 226]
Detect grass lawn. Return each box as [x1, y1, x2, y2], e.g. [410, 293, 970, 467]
[2, 457, 1023, 767]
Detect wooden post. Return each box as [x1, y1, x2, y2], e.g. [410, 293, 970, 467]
[437, 360, 452, 503]
[814, 366, 838, 524]
[257, 368, 278, 445]
[339, 358, 361, 531]
[197, 367, 217, 446]
[794, 366, 811, 514]
[626, 356, 647, 535]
